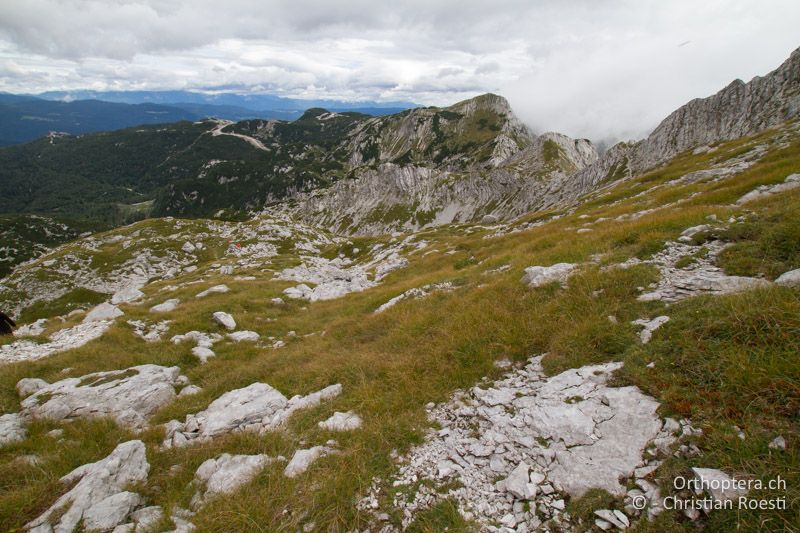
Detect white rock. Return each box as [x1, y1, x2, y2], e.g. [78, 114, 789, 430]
[212, 312, 236, 331]
[284, 446, 336, 478]
[737, 173, 800, 204]
[112, 287, 145, 305]
[270, 297, 285, 305]
[150, 299, 180, 313]
[20, 365, 183, 429]
[14, 318, 48, 337]
[505, 462, 537, 500]
[196, 285, 230, 298]
[130, 506, 164, 530]
[25, 440, 149, 533]
[0, 413, 27, 446]
[631, 316, 670, 344]
[194, 454, 278, 502]
[16, 377, 49, 398]
[769, 435, 787, 450]
[84, 302, 124, 323]
[318, 411, 362, 431]
[775, 269, 800, 287]
[163, 382, 342, 447]
[191, 346, 216, 363]
[521, 263, 576, 288]
[691, 467, 748, 502]
[178, 385, 202, 397]
[182, 242, 197, 253]
[227, 330, 260, 342]
[595, 509, 628, 529]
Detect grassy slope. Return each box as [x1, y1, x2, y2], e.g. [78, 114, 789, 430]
[0, 123, 799, 531]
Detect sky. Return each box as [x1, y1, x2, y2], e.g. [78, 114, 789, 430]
[0, 0, 798, 142]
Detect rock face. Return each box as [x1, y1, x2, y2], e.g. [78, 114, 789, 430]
[19, 365, 185, 429]
[0, 413, 26, 446]
[25, 440, 149, 533]
[163, 383, 342, 448]
[571, 47, 800, 193]
[367, 356, 670, 529]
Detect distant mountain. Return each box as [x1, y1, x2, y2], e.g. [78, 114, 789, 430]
[36, 90, 417, 118]
[0, 95, 200, 146]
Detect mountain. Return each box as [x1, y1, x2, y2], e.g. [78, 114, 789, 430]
[0, 95, 201, 146]
[37, 90, 417, 119]
[573, 45, 800, 187]
[1, 87, 798, 533]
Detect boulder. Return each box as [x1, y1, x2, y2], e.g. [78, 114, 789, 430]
[111, 287, 145, 305]
[521, 263, 576, 288]
[212, 312, 236, 331]
[775, 268, 800, 287]
[150, 299, 180, 313]
[25, 440, 149, 533]
[284, 446, 336, 478]
[194, 454, 280, 502]
[19, 365, 184, 429]
[691, 468, 748, 502]
[227, 331, 260, 343]
[16, 377, 49, 398]
[318, 411, 362, 431]
[0, 413, 27, 446]
[196, 285, 230, 298]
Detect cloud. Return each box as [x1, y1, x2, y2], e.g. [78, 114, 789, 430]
[0, 0, 797, 141]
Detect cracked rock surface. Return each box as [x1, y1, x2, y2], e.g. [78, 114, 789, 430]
[0, 413, 26, 446]
[26, 440, 149, 533]
[19, 365, 185, 429]
[361, 356, 672, 530]
[193, 453, 283, 506]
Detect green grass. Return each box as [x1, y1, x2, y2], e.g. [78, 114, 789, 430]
[0, 122, 799, 531]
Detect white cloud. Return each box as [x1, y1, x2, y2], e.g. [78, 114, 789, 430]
[0, 0, 797, 141]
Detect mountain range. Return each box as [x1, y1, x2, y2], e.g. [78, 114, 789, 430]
[0, 46, 799, 533]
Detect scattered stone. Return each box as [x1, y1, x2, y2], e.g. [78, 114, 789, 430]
[361, 356, 674, 530]
[162, 383, 341, 447]
[631, 316, 670, 344]
[129, 319, 171, 342]
[14, 318, 48, 337]
[84, 302, 124, 323]
[691, 468, 748, 502]
[270, 297, 285, 305]
[182, 242, 197, 253]
[20, 365, 184, 429]
[47, 428, 64, 438]
[0, 413, 27, 446]
[196, 285, 230, 298]
[212, 312, 236, 331]
[130, 506, 164, 531]
[595, 509, 629, 529]
[284, 445, 337, 478]
[768, 436, 787, 450]
[1, 319, 116, 364]
[151, 299, 180, 313]
[521, 263, 576, 288]
[318, 411, 363, 431]
[25, 440, 149, 533]
[374, 282, 455, 313]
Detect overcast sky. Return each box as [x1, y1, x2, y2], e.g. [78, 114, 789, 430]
[0, 0, 797, 141]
